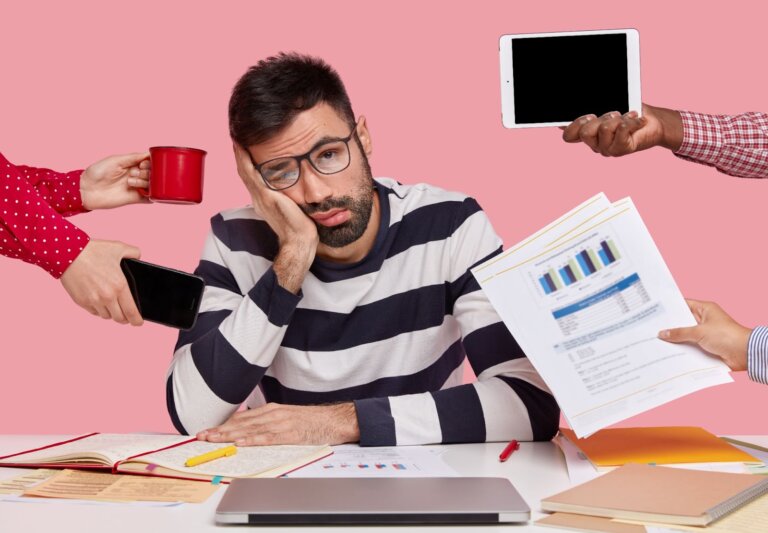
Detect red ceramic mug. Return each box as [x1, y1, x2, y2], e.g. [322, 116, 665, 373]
[144, 146, 207, 204]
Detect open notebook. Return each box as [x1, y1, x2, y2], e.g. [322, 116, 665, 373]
[0, 433, 332, 483]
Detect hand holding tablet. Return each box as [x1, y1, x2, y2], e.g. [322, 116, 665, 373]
[499, 29, 641, 128]
[560, 104, 685, 157]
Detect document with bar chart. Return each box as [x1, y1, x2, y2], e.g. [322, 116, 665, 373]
[286, 445, 458, 478]
[472, 194, 732, 438]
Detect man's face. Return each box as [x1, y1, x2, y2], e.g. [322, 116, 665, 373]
[247, 103, 375, 249]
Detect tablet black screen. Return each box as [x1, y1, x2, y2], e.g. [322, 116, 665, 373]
[511, 34, 629, 124]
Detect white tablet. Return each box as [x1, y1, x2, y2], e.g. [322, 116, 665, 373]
[499, 29, 641, 128]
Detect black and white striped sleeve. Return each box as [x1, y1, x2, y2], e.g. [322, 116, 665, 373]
[166, 214, 301, 435]
[353, 199, 560, 445]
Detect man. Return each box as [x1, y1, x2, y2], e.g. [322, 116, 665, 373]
[166, 53, 559, 446]
[561, 104, 768, 386]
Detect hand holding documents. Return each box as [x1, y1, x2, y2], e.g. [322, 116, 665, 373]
[472, 194, 732, 437]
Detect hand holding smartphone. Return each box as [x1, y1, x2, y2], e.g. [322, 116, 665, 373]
[120, 258, 205, 330]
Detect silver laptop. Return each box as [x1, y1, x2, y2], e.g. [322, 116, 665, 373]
[215, 477, 530, 525]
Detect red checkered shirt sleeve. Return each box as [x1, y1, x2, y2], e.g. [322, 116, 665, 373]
[1, 152, 90, 278]
[674, 111, 768, 178]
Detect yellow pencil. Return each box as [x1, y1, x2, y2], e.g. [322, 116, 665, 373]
[185, 445, 238, 467]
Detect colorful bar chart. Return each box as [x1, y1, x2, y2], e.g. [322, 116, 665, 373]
[539, 239, 621, 294]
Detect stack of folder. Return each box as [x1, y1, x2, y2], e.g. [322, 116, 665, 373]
[558, 426, 761, 469]
[538, 427, 768, 532]
[538, 463, 768, 532]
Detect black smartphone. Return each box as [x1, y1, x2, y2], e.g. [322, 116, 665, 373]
[120, 258, 205, 330]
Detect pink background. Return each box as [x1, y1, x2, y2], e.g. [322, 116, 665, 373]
[1, 1, 766, 436]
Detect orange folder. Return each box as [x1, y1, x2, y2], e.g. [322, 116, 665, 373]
[559, 426, 760, 467]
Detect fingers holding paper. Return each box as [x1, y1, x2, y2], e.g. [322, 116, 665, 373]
[197, 402, 360, 446]
[658, 299, 751, 371]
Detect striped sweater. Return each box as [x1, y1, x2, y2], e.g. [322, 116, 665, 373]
[166, 178, 559, 445]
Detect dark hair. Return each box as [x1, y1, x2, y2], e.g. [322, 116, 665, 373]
[229, 52, 356, 147]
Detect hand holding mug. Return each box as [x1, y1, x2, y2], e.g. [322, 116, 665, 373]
[80, 152, 151, 210]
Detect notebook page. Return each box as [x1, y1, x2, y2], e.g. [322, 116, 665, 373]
[2, 434, 191, 466]
[129, 441, 329, 478]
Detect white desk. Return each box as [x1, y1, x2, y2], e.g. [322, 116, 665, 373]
[1, 435, 765, 533]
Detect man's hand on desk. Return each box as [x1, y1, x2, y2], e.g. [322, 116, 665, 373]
[196, 402, 360, 446]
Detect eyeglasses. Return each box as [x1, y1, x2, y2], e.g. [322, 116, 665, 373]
[249, 124, 359, 191]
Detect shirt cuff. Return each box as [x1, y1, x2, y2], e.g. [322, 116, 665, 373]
[48, 223, 90, 279]
[247, 267, 302, 327]
[747, 326, 768, 385]
[16, 166, 89, 216]
[48, 169, 88, 216]
[353, 397, 397, 446]
[674, 111, 725, 166]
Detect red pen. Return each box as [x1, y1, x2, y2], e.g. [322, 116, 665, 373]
[499, 440, 520, 462]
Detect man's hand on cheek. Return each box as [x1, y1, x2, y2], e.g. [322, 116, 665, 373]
[196, 403, 360, 446]
[233, 142, 318, 293]
[232, 142, 318, 245]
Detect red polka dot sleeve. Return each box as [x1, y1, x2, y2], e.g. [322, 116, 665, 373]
[1, 151, 90, 278]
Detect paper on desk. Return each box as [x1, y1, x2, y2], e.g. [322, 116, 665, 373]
[664, 462, 749, 474]
[721, 438, 768, 472]
[286, 445, 458, 478]
[23, 469, 218, 503]
[0, 469, 57, 495]
[553, 434, 602, 484]
[473, 195, 732, 438]
[0, 468, 175, 506]
[1, 494, 183, 507]
[727, 444, 768, 474]
[536, 512, 647, 532]
[618, 493, 768, 532]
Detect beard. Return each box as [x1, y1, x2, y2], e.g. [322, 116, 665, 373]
[300, 154, 375, 248]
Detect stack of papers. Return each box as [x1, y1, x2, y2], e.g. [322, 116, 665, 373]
[538, 463, 768, 532]
[0, 468, 215, 505]
[472, 193, 732, 438]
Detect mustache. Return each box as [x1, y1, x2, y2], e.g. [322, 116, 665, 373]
[300, 196, 354, 216]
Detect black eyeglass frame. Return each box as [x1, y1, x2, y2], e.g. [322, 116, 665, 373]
[248, 123, 360, 191]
